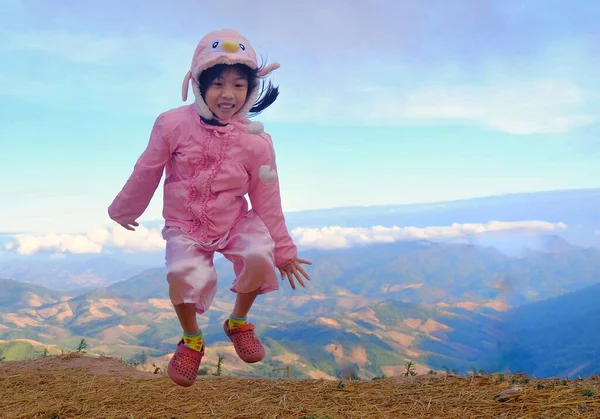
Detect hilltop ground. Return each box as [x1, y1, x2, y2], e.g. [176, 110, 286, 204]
[1, 354, 600, 418]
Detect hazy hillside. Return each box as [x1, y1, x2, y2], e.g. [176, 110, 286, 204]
[260, 299, 499, 378]
[0, 278, 66, 312]
[493, 283, 600, 378]
[287, 282, 600, 378]
[0, 254, 158, 291]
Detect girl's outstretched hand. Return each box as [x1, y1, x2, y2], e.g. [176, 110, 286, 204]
[120, 221, 139, 231]
[279, 258, 312, 290]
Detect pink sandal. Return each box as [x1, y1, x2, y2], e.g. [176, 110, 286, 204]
[223, 320, 265, 363]
[167, 339, 204, 387]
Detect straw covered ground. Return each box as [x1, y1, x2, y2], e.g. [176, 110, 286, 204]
[1, 354, 600, 418]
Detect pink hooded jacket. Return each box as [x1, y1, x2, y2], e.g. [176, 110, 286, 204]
[108, 29, 297, 268]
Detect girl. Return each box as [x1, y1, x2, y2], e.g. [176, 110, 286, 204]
[107, 28, 311, 387]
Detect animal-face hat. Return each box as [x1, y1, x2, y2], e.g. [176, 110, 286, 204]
[181, 29, 279, 121]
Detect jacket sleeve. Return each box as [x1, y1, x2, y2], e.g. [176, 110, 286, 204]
[108, 114, 170, 225]
[247, 133, 297, 268]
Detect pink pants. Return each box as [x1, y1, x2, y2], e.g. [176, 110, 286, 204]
[162, 210, 279, 314]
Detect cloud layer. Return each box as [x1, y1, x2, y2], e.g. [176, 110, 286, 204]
[264, 77, 596, 134]
[4, 220, 567, 255]
[5, 225, 165, 255]
[291, 221, 567, 249]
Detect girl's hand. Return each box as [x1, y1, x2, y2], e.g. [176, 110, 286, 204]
[279, 258, 312, 290]
[120, 221, 139, 231]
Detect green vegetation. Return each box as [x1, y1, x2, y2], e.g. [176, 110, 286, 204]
[77, 339, 88, 353]
[583, 388, 595, 397]
[371, 301, 432, 326]
[403, 360, 417, 376]
[214, 354, 225, 376]
[263, 338, 286, 357]
[0, 341, 44, 361]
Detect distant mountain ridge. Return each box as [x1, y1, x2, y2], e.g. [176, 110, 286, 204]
[284, 188, 600, 238]
[2, 187, 599, 293]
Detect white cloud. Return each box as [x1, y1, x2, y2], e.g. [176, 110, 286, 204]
[109, 225, 165, 253]
[3, 220, 568, 255]
[5, 225, 165, 255]
[291, 221, 567, 249]
[264, 78, 596, 134]
[6, 31, 126, 64]
[398, 79, 595, 134]
[5, 30, 192, 68]
[7, 233, 103, 255]
[0, 30, 193, 117]
[3, 19, 597, 134]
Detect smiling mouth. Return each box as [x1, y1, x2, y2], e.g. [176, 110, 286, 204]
[218, 103, 235, 111]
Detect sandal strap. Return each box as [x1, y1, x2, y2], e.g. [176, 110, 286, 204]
[228, 323, 255, 334]
[176, 339, 205, 358]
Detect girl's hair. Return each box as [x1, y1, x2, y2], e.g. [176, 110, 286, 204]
[198, 62, 279, 125]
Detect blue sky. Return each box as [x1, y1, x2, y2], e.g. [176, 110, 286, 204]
[1, 0, 599, 236]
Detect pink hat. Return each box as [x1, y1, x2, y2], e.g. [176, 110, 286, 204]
[181, 29, 280, 183]
[181, 29, 280, 121]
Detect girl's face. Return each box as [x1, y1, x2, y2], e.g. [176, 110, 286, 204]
[204, 66, 249, 121]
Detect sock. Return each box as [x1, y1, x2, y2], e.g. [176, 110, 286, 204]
[182, 330, 204, 352]
[228, 315, 247, 329]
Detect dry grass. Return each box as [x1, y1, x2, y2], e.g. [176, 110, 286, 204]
[1, 354, 600, 418]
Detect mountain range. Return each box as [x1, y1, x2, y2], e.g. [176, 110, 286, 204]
[2, 233, 600, 379]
